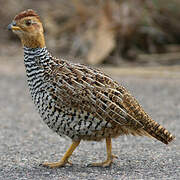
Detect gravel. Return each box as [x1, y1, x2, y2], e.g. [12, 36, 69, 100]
[0, 59, 179, 180]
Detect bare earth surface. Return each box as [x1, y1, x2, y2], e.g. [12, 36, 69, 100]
[0, 55, 180, 180]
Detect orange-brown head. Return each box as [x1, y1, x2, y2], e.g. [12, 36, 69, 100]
[8, 9, 45, 48]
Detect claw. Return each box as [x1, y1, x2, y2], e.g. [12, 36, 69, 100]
[88, 154, 117, 167]
[112, 154, 118, 159]
[41, 161, 67, 168]
[67, 159, 73, 165]
[88, 159, 113, 167]
[41, 159, 73, 168]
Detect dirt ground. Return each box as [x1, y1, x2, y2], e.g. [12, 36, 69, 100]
[0, 52, 179, 179]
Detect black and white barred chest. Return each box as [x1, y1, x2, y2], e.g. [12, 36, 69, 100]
[23, 47, 112, 141]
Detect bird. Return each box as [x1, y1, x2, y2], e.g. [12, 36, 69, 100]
[8, 9, 175, 168]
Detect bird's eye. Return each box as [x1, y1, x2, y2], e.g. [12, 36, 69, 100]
[25, 20, 32, 26]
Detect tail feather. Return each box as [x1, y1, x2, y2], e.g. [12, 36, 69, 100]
[123, 93, 175, 144]
[143, 117, 175, 144]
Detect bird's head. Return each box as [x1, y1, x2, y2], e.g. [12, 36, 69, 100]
[8, 9, 45, 48]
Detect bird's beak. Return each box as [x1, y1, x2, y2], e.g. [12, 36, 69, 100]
[8, 21, 21, 31]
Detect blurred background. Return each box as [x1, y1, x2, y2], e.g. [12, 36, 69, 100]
[2, 0, 180, 67]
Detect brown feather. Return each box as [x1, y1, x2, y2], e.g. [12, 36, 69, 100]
[122, 93, 175, 144]
[46, 60, 175, 143]
[14, 9, 40, 21]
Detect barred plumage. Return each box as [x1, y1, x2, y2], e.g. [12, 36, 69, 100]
[8, 9, 175, 168]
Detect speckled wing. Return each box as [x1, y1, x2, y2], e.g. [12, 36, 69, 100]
[47, 60, 143, 130]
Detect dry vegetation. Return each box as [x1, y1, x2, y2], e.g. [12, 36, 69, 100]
[2, 0, 180, 66]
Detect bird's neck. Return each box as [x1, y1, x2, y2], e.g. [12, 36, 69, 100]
[24, 46, 52, 69]
[23, 47, 53, 93]
[21, 33, 45, 48]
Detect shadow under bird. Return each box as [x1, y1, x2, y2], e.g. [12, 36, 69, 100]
[8, 9, 175, 168]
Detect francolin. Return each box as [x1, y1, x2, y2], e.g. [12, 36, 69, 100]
[8, 9, 175, 168]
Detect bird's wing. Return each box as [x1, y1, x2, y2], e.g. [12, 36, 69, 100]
[46, 61, 143, 129]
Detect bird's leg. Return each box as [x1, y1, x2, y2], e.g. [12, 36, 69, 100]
[42, 140, 80, 168]
[90, 137, 117, 167]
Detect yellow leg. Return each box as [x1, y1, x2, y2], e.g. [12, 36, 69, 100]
[90, 138, 117, 167]
[42, 140, 80, 168]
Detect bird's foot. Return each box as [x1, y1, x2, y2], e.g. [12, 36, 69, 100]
[41, 159, 72, 168]
[88, 154, 118, 167]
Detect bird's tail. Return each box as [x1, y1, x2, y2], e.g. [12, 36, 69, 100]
[142, 116, 175, 144]
[123, 93, 175, 144]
